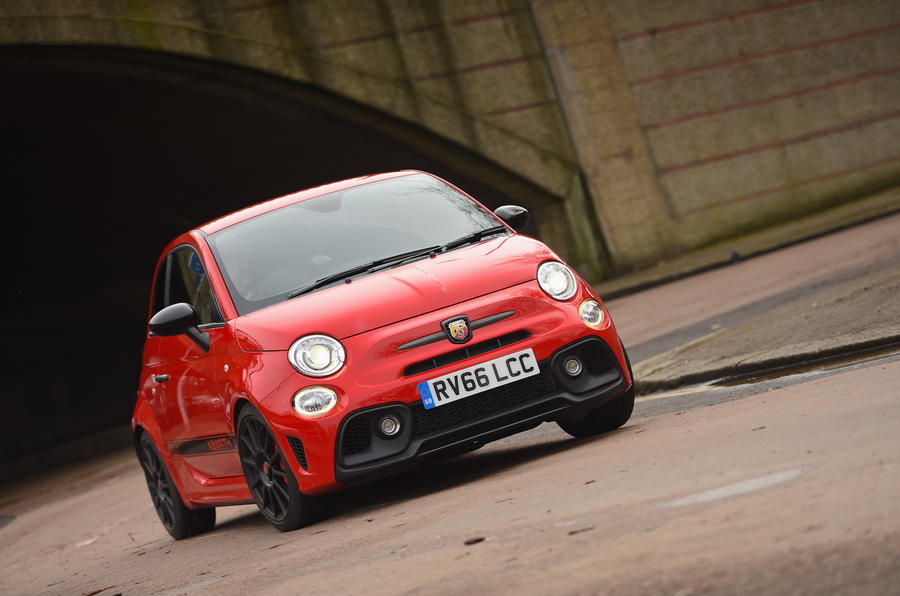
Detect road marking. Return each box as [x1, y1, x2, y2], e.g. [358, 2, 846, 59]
[75, 537, 98, 547]
[636, 384, 718, 402]
[659, 467, 810, 508]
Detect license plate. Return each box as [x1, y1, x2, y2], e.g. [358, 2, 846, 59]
[417, 348, 539, 410]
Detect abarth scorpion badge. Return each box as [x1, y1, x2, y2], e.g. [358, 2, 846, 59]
[442, 316, 471, 344]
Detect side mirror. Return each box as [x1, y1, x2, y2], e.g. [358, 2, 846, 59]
[494, 205, 529, 232]
[149, 303, 211, 352]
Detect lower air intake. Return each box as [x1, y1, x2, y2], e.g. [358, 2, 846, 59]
[286, 436, 308, 471]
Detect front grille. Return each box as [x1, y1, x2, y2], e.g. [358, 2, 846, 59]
[336, 365, 559, 467]
[404, 330, 531, 377]
[409, 366, 558, 439]
[286, 436, 309, 471]
[335, 337, 629, 479]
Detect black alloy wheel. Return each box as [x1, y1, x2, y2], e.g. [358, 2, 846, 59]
[137, 433, 216, 539]
[237, 405, 325, 532]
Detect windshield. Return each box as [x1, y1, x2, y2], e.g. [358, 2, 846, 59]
[207, 173, 503, 315]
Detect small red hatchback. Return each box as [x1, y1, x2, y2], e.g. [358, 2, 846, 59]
[134, 171, 634, 538]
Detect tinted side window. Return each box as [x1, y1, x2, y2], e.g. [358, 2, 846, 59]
[154, 247, 223, 325]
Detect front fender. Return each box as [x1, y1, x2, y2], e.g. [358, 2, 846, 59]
[221, 349, 296, 433]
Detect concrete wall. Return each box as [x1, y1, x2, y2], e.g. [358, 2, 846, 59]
[534, 0, 900, 266]
[2, 0, 899, 273]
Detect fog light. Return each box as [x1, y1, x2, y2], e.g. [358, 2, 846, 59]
[379, 415, 401, 437]
[579, 299, 605, 328]
[292, 386, 338, 417]
[564, 357, 583, 376]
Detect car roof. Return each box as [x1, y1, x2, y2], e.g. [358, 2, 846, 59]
[198, 170, 425, 236]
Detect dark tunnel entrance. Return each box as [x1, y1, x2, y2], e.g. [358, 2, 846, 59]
[0, 46, 545, 466]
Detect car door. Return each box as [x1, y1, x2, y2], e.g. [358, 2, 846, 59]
[145, 245, 241, 478]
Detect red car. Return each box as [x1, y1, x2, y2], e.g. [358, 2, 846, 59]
[134, 171, 634, 539]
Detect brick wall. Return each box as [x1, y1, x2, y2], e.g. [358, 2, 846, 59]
[536, 0, 900, 266]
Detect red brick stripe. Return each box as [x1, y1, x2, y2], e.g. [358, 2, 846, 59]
[679, 153, 900, 217]
[619, 0, 820, 42]
[486, 99, 556, 117]
[317, 31, 394, 49]
[220, 9, 525, 51]
[644, 65, 900, 131]
[178, 1, 278, 21]
[661, 110, 900, 176]
[414, 55, 538, 82]
[631, 22, 900, 87]
[231, 2, 279, 15]
[454, 9, 521, 25]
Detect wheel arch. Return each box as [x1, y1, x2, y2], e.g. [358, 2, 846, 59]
[232, 396, 255, 432]
[132, 397, 167, 455]
[132, 397, 196, 506]
[133, 423, 146, 454]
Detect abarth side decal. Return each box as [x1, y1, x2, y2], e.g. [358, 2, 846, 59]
[168, 433, 237, 457]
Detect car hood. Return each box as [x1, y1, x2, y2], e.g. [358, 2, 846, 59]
[234, 235, 558, 350]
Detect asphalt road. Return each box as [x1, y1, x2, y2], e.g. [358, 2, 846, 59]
[3, 216, 899, 595]
[2, 351, 898, 595]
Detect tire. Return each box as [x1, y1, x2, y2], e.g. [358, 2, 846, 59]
[137, 433, 216, 540]
[557, 346, 636, 438]
[237, 405, 325, 532]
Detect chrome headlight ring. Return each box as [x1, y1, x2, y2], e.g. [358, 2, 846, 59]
[537, 261, 578, 301]
[288, 334, 346, 377]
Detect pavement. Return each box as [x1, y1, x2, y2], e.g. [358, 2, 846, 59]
[596, 189, 900, 395]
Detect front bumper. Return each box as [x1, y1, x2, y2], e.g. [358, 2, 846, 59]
[334, 336, 629, 484]
[260, 279, 632, 494]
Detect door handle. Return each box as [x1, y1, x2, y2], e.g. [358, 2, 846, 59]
[153, 374, 170, 383]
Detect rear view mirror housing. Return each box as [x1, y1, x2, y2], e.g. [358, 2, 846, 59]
[493, 205, 529, 232]
[149, 303, 210, 352]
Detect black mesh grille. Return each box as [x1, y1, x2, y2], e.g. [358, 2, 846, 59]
[341, 417, 373, 456]
[404, 330, 531, 377]
[409, 366, 558, 439]
[580, 340, 615, 375]
[286, 436, 308, 471]
[549, 337, 620, 395]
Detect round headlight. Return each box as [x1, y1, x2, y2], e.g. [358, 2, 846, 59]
[292, 386, 338, 417]
[288, 334, 345, 377]
[537, 261, 578, 301]
[579, 299, 605, 328]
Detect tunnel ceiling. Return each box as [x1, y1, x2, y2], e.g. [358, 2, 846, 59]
[0, 46, 540, 459]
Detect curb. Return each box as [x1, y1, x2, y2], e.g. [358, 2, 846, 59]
[635, 334, 900, 396]
[595, 196, 900, 301]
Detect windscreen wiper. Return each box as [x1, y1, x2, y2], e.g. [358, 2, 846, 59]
[286, 226, 508, 300]
[440, 225, 508, 253]
[286, 245, 441, 299]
